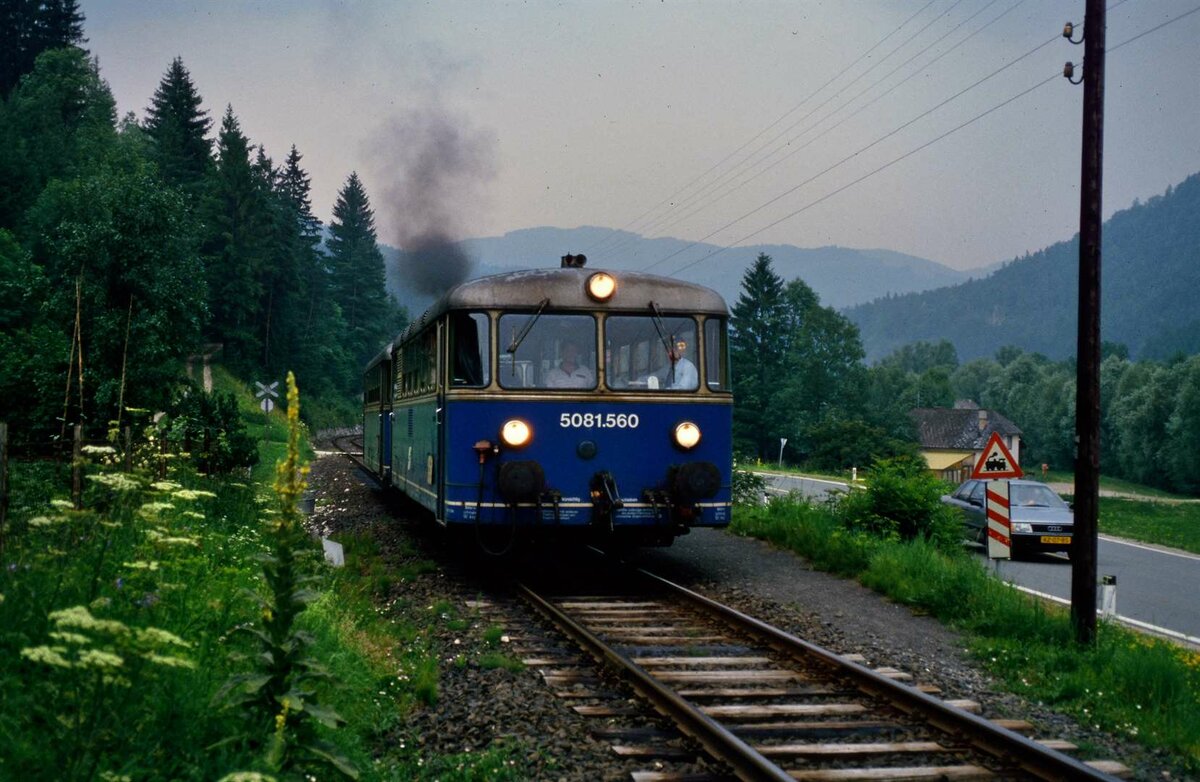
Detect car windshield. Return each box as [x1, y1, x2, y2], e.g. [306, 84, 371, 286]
[1011, 484, 1068, 508]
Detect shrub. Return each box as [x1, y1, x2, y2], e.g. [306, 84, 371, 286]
[836, 456, 959, 549]
[732, 468, 767, 506]
[163, 383, 258, 474]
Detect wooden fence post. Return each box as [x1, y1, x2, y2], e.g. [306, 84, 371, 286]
[123, 426, 133, 473]
[73, 424, 82, 510]
[1, 422, 9, 556]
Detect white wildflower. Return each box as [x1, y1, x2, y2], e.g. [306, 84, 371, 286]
[20, 645, 72, 668]
[49, 606, 130, 636]
[172, 489, 217, 501]
[142, 652, 196, 669]
[138, 502, 175, 519]
[137, 627, 191, 648]
[87, 473, 142, 492]
[78, 649, 124, 670]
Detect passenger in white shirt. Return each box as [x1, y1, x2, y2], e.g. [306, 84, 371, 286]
[545, 341, 595, 388]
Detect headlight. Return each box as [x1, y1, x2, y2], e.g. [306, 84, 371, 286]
[673, 421, 701, 449]
[500, 419, 532, 448]
[587, 272, 617, 301]
[1011, 522, 1032, 534]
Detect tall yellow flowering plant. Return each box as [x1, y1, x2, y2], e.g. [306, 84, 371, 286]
[215, 373, 356, 779]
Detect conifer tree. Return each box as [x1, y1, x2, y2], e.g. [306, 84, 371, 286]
[0, 0, 86, 97]
[730, 253, 786, 459]
[326, 172, 392, 374]
[279, 145, 322, 246]
[276, 146, 348, 395]
[202, 105, 271, 371]
[144, 56, 212, 198]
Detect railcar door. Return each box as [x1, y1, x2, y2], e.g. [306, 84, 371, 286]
[436, 319, 447, 522]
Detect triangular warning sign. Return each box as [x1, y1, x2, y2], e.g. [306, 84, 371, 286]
[971, 431, 1023, 479]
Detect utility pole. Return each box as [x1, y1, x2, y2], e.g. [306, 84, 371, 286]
[1070, 0, 1106, 645]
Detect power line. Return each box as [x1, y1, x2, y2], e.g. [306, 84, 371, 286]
[661, 0, 1200, 277]
[635, 0, 970, 233]
[645, 30, 1063, 271]
[585, 0, 940, 257]
[665, 72, 1062, 276]
[640, 0, 1027, 247]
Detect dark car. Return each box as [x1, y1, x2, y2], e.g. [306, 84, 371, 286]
[941, 479, 1074, 558]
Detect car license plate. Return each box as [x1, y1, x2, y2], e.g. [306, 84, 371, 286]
[1040, 535, 1071, 545]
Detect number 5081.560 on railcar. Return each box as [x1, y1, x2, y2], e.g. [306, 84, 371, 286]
[362, 254, 732, 548]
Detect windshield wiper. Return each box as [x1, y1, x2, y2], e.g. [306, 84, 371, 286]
[506, 298, 550, 355]
[648, 301, 678, 385]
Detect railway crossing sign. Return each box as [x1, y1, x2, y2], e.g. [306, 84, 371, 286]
[971, 432, 1023, 480]
[985, 480, 1012, 560]
[256, 381, 279, 414]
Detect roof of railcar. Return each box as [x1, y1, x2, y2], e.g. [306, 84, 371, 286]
[393, 266, 729, 346]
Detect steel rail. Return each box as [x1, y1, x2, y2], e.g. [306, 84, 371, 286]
[635, 565, 1123, 782]
[516, 582, 795, 782]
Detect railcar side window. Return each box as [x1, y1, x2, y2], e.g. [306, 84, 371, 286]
[704, 317, 729, 391]
[364, 367, 382, 404]
[605, 316, 699, 391]
[397, 327, 438, 397]
[498, 313, 596, 390]
[450, 312, 490, 387]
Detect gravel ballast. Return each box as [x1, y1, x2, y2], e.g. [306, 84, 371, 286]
[305, 446, 1184, 781]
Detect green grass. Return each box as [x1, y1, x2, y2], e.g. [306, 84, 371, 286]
[1097, 497, 1200, 555]
[1042, 469, 1194, 500]
[0, 372, 535, 781]
[731, 497, 1200, 772]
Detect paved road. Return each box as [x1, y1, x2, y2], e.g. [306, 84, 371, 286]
[755, 471, 852, 502]
[761, 472, 1200, 647]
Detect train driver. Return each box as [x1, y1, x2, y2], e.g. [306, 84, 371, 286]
[666, 337, 698, 390]
[545, 340, 595, 388]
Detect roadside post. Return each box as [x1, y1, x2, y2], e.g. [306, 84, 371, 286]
[1100, 575, 1117, 618]
[971, 432, 1024, 572]
[778, 437, 787, 468]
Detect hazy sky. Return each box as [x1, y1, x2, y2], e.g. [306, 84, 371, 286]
[81, 1, 1200, 271]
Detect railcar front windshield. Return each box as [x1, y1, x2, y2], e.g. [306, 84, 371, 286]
[606, 315, 699, 391]
[498, 313, 597, 390]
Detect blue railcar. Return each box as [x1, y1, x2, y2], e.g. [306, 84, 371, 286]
[370, 256, 732, 547]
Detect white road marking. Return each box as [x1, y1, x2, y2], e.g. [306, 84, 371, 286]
[1006, 583, 1200, 649]
[1099, 534, 1200, 562]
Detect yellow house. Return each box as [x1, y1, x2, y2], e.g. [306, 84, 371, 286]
[908, 404, 1022, 484]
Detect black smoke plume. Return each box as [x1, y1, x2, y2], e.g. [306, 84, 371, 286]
[376, 105, 496, 297]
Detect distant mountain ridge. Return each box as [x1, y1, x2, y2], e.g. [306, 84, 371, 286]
[383, 227, 970, 317]
[845, 172, 1200, 362]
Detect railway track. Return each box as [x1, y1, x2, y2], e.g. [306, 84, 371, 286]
[513, 561, 1130, 782]
[325, 435, 1130, 780]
